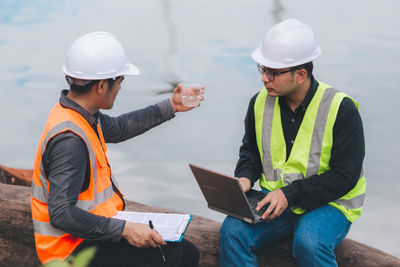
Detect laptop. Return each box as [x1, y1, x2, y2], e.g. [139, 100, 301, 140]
[189, 163, 269, 224]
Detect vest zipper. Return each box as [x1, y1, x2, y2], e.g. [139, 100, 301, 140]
[96, 122, 126, 210]
[111, 178, 126, 210]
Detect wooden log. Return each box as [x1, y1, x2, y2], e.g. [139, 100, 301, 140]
[1, 180, 400, 266]
[0, 164, 32, 186]
[0, 183, 39, 267]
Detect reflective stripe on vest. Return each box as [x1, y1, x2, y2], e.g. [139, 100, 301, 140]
[31, 120, 115, 209]
[254, 81, 366, 222]
[30, 103, 123, 263]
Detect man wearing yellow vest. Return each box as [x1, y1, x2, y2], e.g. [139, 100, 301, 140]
[30, 32, 201, 266]
[219, 19, 366, 266]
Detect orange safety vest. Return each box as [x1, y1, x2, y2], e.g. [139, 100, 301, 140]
[30, 102, 124, 263]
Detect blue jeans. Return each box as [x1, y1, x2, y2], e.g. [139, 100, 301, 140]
[219, 195, 351, 267]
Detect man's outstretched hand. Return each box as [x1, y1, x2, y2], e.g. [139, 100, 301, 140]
[170, 83, 205, 112]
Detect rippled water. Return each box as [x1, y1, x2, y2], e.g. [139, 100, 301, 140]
[0, 0, 399, 258]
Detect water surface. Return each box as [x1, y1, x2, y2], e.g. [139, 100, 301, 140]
[0, 0, 399, 258]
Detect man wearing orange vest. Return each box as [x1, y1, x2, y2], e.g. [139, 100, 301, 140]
[30, 32, 201, 266]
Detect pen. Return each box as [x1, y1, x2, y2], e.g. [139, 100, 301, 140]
[149, 220, 166, 263]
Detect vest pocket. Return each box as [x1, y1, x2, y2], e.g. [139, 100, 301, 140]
[95, 149, 107, 168]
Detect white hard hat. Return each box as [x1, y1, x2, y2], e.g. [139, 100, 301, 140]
[62, 32, 139, 81]
[252, 19, 321, 69]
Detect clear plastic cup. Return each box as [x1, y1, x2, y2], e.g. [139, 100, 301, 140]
[181, 83, 203, 107]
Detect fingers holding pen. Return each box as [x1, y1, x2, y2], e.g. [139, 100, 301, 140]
[148, 220, 167, 247]
[121, 222, 166, 248]
[144, 231, 165, 248]
[150, 229, 167, 246]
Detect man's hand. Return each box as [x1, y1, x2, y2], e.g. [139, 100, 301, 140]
[170, 83, 205, 112]
[238, 177, 252, 193]
[257, 189, 288, 221]
[121, 222, 167, 248]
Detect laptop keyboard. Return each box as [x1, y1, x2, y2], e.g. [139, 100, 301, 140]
[248, 200, 269, 216]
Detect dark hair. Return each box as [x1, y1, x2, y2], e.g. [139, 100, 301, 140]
[70, 80, 98, 94]
[69, 77, 119, 95]
[106, 77, 118, 90]
[292, 61, 313, 78]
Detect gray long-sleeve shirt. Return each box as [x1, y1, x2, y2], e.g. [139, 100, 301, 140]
[43, 90, 175, 241]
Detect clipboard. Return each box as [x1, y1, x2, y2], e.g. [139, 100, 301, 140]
[113, 211, 192, 242]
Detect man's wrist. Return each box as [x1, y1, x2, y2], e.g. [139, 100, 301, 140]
[280, 184, 299, 207]
[235, 171, 257, 187]
[169, 98, 176, 112]
[238, 177, 252, 192]
[114, 218, 127, 242]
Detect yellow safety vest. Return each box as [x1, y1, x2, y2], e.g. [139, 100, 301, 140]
[254, 81, 366, 222]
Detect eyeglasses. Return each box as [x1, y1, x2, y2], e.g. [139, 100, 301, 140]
[257, 64, 295, 81]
